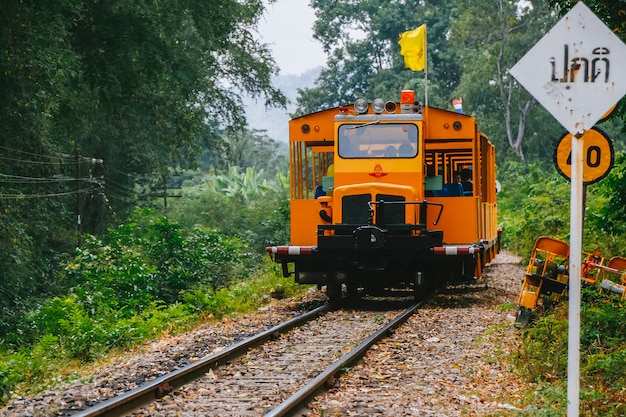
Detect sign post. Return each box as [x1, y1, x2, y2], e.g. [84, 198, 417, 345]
[568, 132, 583, 415]
[509, 2, 626, 415]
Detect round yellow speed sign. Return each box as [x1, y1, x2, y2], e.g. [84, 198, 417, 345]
[554, 128, 614, 185]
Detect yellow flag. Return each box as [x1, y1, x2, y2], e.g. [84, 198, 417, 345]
[398, 24, 426, 71]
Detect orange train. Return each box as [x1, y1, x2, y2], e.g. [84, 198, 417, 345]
[266, 91, 501, 302]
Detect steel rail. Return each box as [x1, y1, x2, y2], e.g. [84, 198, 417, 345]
[265, 302, 420, 417]
[73, 303, 331, 417]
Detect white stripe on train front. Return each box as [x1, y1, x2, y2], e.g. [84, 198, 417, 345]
[432, 246, 480, 255]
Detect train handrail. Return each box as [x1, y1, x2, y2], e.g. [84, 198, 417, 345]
[368, 199, 444, 226]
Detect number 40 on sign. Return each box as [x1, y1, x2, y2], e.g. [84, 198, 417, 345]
[553, 127, 614, 185]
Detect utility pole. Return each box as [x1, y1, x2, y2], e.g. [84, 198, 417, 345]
[147, 174, 181, 217]
[68, 151, 104, 247]
[76, 149, 82, 247]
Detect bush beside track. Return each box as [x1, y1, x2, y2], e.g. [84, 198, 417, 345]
[0, 209, 305, 404]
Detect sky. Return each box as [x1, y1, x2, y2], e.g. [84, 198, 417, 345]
[258, 0, 326, 75]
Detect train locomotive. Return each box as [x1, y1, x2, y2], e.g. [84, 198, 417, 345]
[266, 90, 501, 302]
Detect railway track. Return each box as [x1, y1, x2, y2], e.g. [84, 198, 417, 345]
[1, 253, 524, 417]
[71, 299, 419, 417]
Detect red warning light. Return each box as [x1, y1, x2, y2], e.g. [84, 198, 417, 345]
[400, 90, 415, 105]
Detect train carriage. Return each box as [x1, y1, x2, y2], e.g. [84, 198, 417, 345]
[266, 90, 500, 302]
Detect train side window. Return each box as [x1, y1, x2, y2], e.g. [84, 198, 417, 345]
[432, 183, 463, 197]
[425, 175, 442, 192]
[322, 176, 334, 194]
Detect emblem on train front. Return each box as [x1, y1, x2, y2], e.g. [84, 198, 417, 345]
[369, 164, 388, 178]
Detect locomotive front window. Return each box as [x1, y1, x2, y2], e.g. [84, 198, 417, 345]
[338, 123, 418, 159]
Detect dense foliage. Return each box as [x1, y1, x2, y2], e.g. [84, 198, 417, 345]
[1, 0, 286, 224]
[296, 0, 461, 114]
[550, 0, 626, 34]
[497, 151, 626, 415]
[0, 203, 296, 402]
[513, 288, 626, 416]
[498, 149, 626, 260]
[168, 164, 291, 253]
[449, 0, 565, 160]
[0, 0, 287, 342]
[6, 209, 249, 350]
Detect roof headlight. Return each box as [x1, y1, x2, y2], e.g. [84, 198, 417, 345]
[354, 98, 369, 114]
[372, 98, 385, 114]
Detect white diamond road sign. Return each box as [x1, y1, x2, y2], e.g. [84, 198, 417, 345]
[509, 1, 626, 135]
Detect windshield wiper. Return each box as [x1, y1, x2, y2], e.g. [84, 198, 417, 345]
[347, 120, 380, 130]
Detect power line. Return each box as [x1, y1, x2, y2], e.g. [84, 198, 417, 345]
[0, 144, 76, 160]
[0, 144, 104, 163]
[0, 173, 103, 184]
[0, 187, 101, 199]
[0, 154, 99, 166]
[0, 149, 105, 199]
[105, 165, 139, 178]
[101, 177, 137, 195]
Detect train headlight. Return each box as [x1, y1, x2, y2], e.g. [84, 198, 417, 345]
[371, 98, 385, 114]
[385, 101, 397, 113]
[354, 98, 369, 114]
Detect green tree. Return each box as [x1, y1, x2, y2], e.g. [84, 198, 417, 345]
[0, 0, 287, 232]
[0, 0, 287, 337]
[295, 0, 461, 115]
[168, 166, 290, 253]
[588, 152, 626, 253]
[221, 129, 288, 176]
[68, 0, 286, 231]
[550, 0, 626, 36]
[449, 0, 565, 161]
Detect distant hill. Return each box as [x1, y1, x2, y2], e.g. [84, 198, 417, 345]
[244, 67, 321, 142]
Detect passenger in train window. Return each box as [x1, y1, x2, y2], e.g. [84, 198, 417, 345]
[454, 171, 462, 184]
[385, 145, 397, 157]
[398, 142, 415, 157]
[461, 168, 473, 192]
